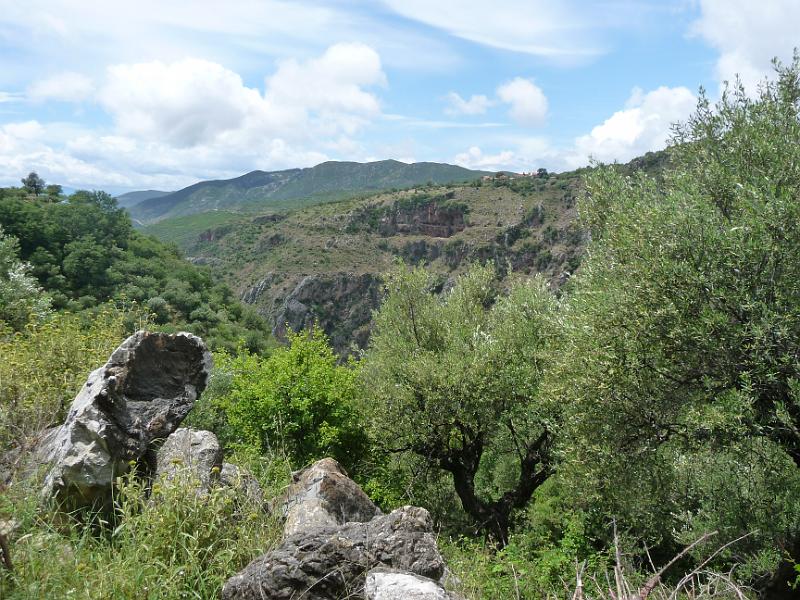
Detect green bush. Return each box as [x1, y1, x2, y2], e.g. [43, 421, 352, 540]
[209, 329, 368, 471]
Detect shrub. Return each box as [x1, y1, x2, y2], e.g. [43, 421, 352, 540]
[211, 329, 368, 471]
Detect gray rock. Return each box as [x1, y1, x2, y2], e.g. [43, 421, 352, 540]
[365, 568, 463, 600]
[219, 462, 264, 506]
[36, 331, 212, 508]
[282, 457, 381, 537]
[222, 506, 445, 600]
[154, 428, 222, 492]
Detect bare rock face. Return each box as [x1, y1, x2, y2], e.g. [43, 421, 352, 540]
[37, 331, 212, 508]
[222, 506, 445, 600]
[365, 568, 463, 600]
[154, 428, 222, 492]
[282, 458, 381, 537]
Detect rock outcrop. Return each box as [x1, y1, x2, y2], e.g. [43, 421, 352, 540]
[223, 457, 459, 600]
[282, 458, 381, 537]
[222, 506, 446, 600]
[379, 198, 466, 238]
[219, 462, 264, 506]
[271, 273, 382, 353]
[35, 331, 212, 508]
[154, 427, 222, 493]
[365, 568, 462, 600]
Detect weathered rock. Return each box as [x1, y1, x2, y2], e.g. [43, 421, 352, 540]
[282, 457, 381, 537]
[154, 428, 222, 492]
[219, 462, 264, 506]
[222, 506, 445, 600]
[265, 272, 382, 354]
[36, 331, 212, 508]
[365, 568, 463, 600]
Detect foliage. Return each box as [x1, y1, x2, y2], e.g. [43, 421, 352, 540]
[0, 226, 51, 330]
[206, 329, 368, 471]
[361, 262, 559, 541]
[0, 186, 272, 351]
[442, 476, 609, 598]
[0, 303, 148, 450]
[0, 462, 284, 599]
[552, 55, 800, 581]
[20, 172, 45, 196]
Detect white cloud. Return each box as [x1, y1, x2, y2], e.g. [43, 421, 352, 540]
[566, 86, 696, 168]
[98, 44, 384, 149]
[0, 0, 457, 94]
[27, 72, 94, 102]
[454, 146, 516, 171]
[444, 92, 492, 116]
[266, 42, 385, 134]
[0, 44, 387, 190]
[382, 0, 606, 61]
[0, 92, 24, 103]
[496, 78, 548, 126]
[691, 0, 800, 92]
[99, 58, 271, 148]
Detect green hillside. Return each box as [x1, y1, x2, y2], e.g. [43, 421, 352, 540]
[130, 160, 491, 224]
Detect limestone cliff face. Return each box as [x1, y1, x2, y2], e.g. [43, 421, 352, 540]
[378, 199, 466, 238]
[242, 272, 382, 355]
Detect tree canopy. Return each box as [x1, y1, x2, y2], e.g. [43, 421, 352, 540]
[362, 263, 559, 542]
[0, 186, 272, 351]
[552, 55, 800, 573]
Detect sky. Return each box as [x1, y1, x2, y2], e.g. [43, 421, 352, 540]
[0, 0, 798, 193]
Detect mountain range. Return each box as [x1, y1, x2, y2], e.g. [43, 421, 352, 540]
[126, 160, 492, 224]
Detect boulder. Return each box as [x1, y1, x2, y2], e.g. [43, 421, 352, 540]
[222, 506, 445, 600]
[365, 568, 463, 600]
[282, 457, 381, 537]
[36, 331, 212, 508]
[154, 428, 222, 493]
[219, 462, 264, 506]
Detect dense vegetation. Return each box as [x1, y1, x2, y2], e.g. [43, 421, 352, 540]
[0, 186, 272, 352]
[3, 59, 800, 598]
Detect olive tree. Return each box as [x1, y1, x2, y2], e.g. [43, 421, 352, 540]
[553, 55, 800, 578]
[362, 263, 559, 542]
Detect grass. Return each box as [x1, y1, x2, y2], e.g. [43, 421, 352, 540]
[0, 455, 289, 599]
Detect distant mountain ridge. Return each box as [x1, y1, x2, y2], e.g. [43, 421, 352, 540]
[128, 160, 492, 223]
[115, 190, 170, 209]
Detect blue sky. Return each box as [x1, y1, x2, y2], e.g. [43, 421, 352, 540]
[0, 0, 797, 193]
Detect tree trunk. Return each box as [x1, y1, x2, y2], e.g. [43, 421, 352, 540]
[439, 428, 552, 545]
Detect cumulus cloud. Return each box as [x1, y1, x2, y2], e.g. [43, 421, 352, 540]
[266, 42, 385, 134]
[98, 44, 384, 149]
[444, 92, 492, 116]
[0, 120, 133, 188]
[99, 58, 271, 147]
[566, 86, 696, 167]
[28, 72, 94, 103]
[691, 0, 800, 92]
[496, 78, 548, 126]
[0, 44, 387, 190]
[453, 136, 558, 173]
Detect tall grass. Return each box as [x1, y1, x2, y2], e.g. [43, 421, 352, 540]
[0, 458, 287, 599]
